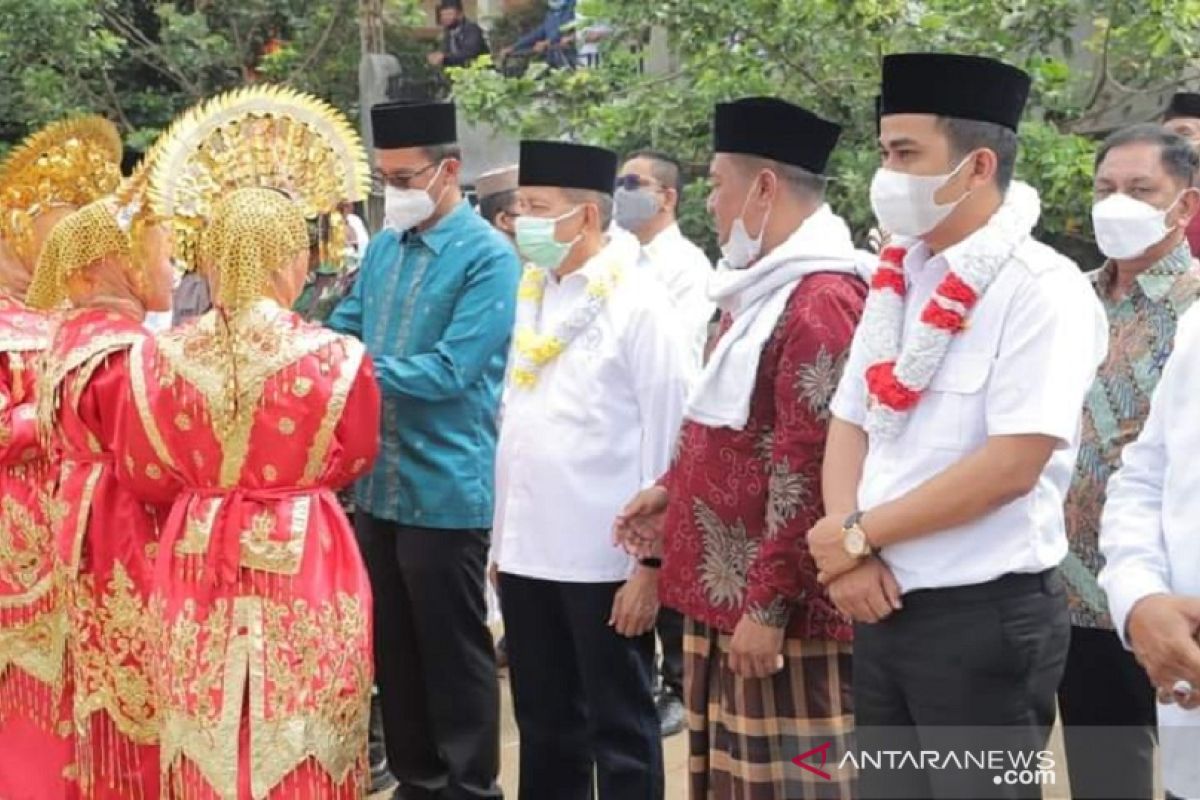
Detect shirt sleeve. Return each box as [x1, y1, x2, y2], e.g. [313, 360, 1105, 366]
[829, 320, 870, 428]
[1099, 311, 1195, 647]
[372, 246, 520, 401]
[624, 287, 690, 491]
[320, 350, 383, 490]
[670, 253, 716, 371]
[745, 278, 865, 627]
[443, 22, 487, 66]
[328, 235, 385, 338]
[986, 269, 1108, 444]
[513, 19, 548, 50]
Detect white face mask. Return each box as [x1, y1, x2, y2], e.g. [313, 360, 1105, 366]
[1091, 192, 1182, 260]
[869, 155, 974, 238]
[720, 179, 773, 269]
[383, 162, 447, 231]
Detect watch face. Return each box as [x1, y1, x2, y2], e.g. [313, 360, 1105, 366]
[844, 527, 867, 556]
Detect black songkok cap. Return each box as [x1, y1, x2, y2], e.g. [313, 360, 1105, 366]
[880, 53, 1031, 132]
[518, 140, 618, 195]
[1165, 92, 1200, 122]
[712, 97, 842, 175]
[371, 101, 457, 149]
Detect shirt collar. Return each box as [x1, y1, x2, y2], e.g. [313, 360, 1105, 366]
[1096, 241, 1194, 302]
[407, 199, 471, 255]
[646, 222, 683, 252]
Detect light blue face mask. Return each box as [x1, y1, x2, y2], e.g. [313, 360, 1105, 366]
[547, 0, 566, 9]
[515, 207, 582, 271]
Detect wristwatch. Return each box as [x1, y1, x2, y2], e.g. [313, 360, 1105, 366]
[841, 511, 873, 559]
[639, 557, 662, 569]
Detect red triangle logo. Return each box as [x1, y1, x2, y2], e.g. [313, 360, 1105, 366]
[791, 740, 833, 780]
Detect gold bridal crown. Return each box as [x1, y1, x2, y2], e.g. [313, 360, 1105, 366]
[147, 84, 370, 279]
[0, 116, 123, 267]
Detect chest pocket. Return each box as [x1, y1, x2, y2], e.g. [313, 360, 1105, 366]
[921, 353, 993, 450]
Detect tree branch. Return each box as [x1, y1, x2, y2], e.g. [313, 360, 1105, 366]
[100, 7, 203, 96]
[288, 0, 352, 82]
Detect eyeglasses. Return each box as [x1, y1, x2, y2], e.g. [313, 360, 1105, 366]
[614, 174, 662, 192]
[373, 162, 439, 190]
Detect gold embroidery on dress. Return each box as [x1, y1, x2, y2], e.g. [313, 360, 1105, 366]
[65, 463, 104, 577]
[34, 329, 142, 446]
[158, 594, 370, 799]
[0, 495, 50, 591]
[154, 303, 338, 488]
[175, 413, 193, 431]
[302, 340, 364, 485]
[238, 504, 306, 576]
[176, 498, 220, 558]
[277, 417, 295, 435]
[129, 338, 177, 470]
[292, 377, 313, 397]
[70, 563, 157, 744]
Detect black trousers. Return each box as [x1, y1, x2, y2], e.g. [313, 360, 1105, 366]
[1057, 625, 1157, 799]
[356, 514, 502, 800]
[854, 570, 1070, 800]
[498, 573, 664, 800]
[656, 607, 684, 697]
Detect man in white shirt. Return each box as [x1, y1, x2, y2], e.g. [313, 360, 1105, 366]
[493, 139, 688, 800]
[809, 53, 1107, 798]
[613, 149, 711, 737]
[615, 150, 715, 371]
[1100, 305, 1200, 800]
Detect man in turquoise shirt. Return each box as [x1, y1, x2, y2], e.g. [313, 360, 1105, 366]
[328, 100, 517, 800]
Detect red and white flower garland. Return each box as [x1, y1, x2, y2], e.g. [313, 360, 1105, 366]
[860, 181, 1041, 438]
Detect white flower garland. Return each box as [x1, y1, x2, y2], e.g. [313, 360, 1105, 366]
[862, 181, 1042, 438]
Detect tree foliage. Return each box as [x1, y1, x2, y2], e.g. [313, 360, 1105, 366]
[0, 0, 424, 155]
[451, 0, 1200, 258]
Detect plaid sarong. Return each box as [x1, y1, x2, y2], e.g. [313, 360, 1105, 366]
[685, 618, 855, 800]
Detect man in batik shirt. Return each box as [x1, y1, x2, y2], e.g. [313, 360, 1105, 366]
[1059, 123, 1200, 800]
[617, 97, 866, 800]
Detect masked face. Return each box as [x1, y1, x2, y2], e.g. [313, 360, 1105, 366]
[706, 155, 773, 269]
[613, 186, 662, 234]
[873, 115, 979, 238]
[383, 161, 448, 232]
[1093, 140, 1197, 260]
[515, 206, 583, 271]
[869, 156, 976, 238]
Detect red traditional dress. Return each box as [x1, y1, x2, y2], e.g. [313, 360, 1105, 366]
[38, 307, 166, 798]
[117, 301, 380, 800]
[0, 293, 77, 799]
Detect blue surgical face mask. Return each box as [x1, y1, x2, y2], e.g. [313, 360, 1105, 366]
[515, 207, 582, 271]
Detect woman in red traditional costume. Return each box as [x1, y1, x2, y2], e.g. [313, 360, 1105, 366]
[116, 87, 379, 800]
[25, 159, 175, 798]
[0, 115, 122, 800]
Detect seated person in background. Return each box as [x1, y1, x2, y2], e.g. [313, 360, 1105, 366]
[428, 0, 488, 69]
[500, 0, 577, 69]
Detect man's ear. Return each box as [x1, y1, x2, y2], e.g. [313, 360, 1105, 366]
[1175, 186, 1200, 227]
[663, 186, 679, 215]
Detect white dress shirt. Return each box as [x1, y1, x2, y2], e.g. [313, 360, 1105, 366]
[831, 239, 1107, 593]
[494, 239, 690, 583]
[1100, 305, 1200, 799]
[640, 223, 714, 371]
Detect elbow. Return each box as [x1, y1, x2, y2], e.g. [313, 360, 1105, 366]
[992, 460, 1043, 505]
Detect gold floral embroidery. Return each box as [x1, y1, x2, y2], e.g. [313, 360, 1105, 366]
[158, 594, 370, 799]
[35, 328, 142, 446]
[65, 462, 104, 577]
[302, 340, 364, 485]
[0, 597, 68, 686]
[69, 563, 157, 743]
[176, 498, 220, 557]
[175, 413, 193, 431]
[145, 463, 163, 480]
[238, 499, 309, 575]
[154, 303, 339, 488]
[292, 376, 313, 397]
[278, 417, 295, 435]
[263, 464, 278, 481]
[0, 495, 50, 591]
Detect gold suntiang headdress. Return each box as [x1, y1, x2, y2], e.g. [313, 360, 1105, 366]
[25, 147, 168, 310]
[147, 84, 369, 308]
[0, 116, 123, 268]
